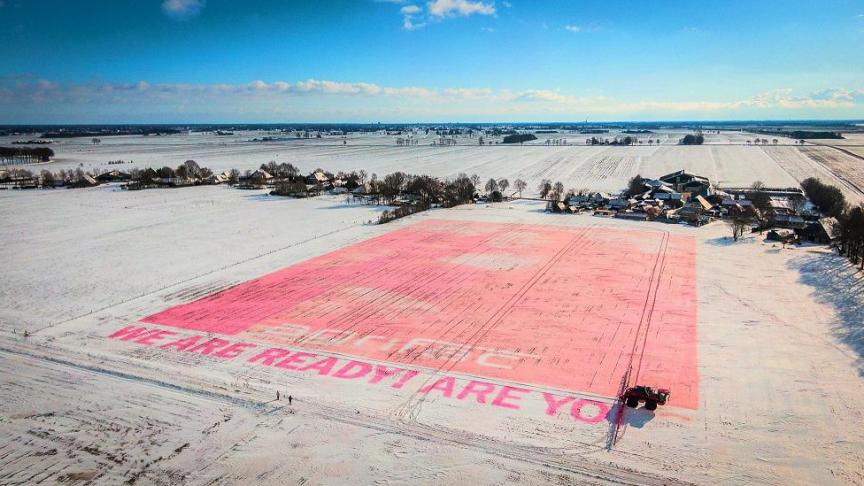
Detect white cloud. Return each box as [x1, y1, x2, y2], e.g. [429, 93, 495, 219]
[564, 23, 599, 33]
[393, 0, 495, 30]
[36, 79, 58, 90]
[293, 79, 381, 95]
[401, 5, 426, 30]
[248, 80, 269, 91]
[427, 0, 495, 18]
[161, 0, 205, 19]
[272, 81, 290, 92]
[481, 26, 494, 32]
[403, 16, 427, 30]
[4, 77, 862, 121]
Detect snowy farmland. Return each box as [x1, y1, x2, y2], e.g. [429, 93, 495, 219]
[0, 130, 828, 196]
[2, 136, 864, 485]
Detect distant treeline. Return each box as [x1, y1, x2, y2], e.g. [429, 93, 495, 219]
[0, 146, 54, 163]
[502, 133, 537, 144]
[1, 121, 860, 140]
[578, 129, 610, 134]
[587, 136, 638, 146]
[755, 130, 844, 140]
[42, 127, 182, 138]
[680, 134, 705, 145]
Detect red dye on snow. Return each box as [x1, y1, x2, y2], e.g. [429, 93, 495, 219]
[142, 220, 699, 408]
[109, 324, 611, 423]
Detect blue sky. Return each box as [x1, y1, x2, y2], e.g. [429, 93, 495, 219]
[1, 0, 863, 122]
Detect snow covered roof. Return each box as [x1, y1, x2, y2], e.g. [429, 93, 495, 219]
[722, 198, 753, 207]
[643, 179, 668, 188]
[694, 195, 713, 210]
[769, 198, 792, 210]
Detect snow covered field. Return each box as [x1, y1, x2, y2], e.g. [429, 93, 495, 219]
[3, 130, 817, 196]
[2, 180, 864, 484]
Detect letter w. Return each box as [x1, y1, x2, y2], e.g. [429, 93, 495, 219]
[109, 326, 152, 341]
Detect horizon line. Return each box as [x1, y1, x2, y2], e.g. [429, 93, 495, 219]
[2, 118, 863, 127]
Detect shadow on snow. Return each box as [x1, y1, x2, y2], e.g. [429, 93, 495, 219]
[788, 252, 864, 376]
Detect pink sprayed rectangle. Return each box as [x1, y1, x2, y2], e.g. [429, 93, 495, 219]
[143, 219, 699, 408]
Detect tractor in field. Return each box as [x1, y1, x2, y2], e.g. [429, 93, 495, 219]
[621, 385, 670, 411]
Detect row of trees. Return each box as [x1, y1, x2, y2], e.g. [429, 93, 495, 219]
[482, 177, 524, 201]
[0, 146, 55, 164]
[259, 161, 300, 180]
[835, 206, 864, 269]
[587, 136, 638, 146]
[372, 172, 476, 206]
[801, 178, 864, 269]
[1, 166, 98, 187]
[501, 134, 537, 144]
[537, 179, 567, 202]
[801, 177, 846, 218]
[746, 139, 781, 145]
[373, 173, 530, 222]
[130, 160, 214, 185]
[375, 172, 477, 223]
[680, 134, 705, 145]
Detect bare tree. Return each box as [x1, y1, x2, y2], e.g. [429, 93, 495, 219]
[498, 178, 510, 196]
[514, 179, 527, 197]
[227, 168, 240, 184]
[627, 174, 645, 197]
[40, 169, 55, 187]
[275, 162, 299, 179]
[485, 178, 498, 194]
[728, 214, 752, 241]
[183, 159, 202, 179]
[470, 174, 480, 189]
[749, 180, 774, 232]
[548, 181, 564, 202]
[553, 181, 564, 196]
[538, 179, 552, 199]
[381, 172, 407, 202]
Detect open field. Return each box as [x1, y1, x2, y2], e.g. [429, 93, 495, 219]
[821, 132, 864, 147]
[2, 182, 864, 484]
[3, 130, 843, 197]
[798, 146, 864, 195]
